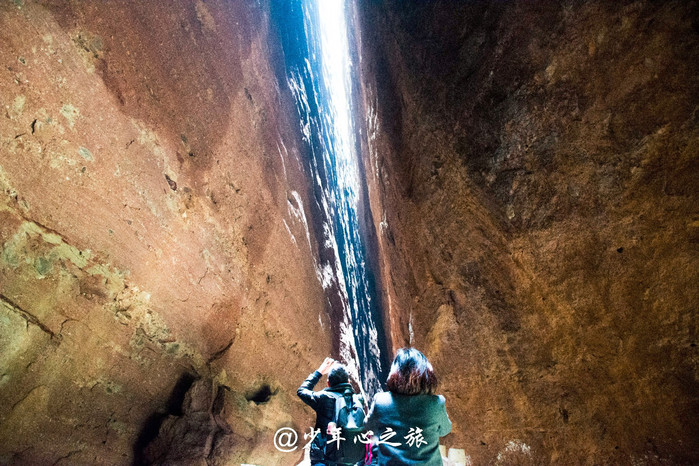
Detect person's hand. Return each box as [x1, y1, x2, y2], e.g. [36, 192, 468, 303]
[318, 357, 335, 375]
[327, 421, 337, 435]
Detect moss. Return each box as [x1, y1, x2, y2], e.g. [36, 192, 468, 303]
[78, 147, 93, 161]
[104, 381, 122, 394]
[34, 256, 52, 277]
[165, 342, 180, 354]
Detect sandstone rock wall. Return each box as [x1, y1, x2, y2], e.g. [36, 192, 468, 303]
[0, 1, 328, 464]
[357, 1, 698, 464]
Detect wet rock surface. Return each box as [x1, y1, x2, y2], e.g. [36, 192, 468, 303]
[357, 0, 698, 464]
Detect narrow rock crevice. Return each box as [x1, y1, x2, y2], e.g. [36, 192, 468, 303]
[0, 293, 58, 341]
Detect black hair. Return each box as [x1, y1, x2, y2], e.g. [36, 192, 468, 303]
[328, 364, 349, 387]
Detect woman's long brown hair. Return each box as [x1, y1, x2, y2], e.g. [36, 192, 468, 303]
[386, 347, 439, 395]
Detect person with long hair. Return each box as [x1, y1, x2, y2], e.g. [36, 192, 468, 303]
[364, 348, 452, 465]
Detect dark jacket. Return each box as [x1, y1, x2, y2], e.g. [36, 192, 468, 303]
[364, 391, 451, 466]
[297, 370, 355, 463]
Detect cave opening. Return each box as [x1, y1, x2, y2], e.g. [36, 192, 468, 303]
[132, 373, 198, 465]
[245, 383, 276, 405]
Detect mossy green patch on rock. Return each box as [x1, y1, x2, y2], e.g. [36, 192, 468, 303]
[78, 147, 93, 161]
[34, 256, 53, 277]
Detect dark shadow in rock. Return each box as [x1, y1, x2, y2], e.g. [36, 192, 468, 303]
[132, 373, 197, 465]
[245, 383, 276, 404]
[133, 376, 233, 465]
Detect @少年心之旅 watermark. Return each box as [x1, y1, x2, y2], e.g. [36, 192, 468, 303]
[273, 427, 300, 452]
[274, 426, 428, 452]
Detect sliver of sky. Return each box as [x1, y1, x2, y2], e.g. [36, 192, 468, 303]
[275, 0, 387, 398]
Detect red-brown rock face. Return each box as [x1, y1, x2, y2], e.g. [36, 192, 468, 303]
[356, 1, 698, 464]
[2, 0, 697, 464]
[0, 1, 330, 464]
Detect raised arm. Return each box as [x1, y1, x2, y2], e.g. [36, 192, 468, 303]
[297, 357, 336, 410]
[297, 370, 322, 409]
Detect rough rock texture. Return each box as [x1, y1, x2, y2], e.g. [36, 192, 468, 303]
[2, 0, 697, 464]
[0, 1, 329, 464]
[139, 377, 232, 465]
[357, 0, 698, 464]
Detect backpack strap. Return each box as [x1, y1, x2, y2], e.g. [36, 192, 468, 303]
[342, 387, 354, 407]
[329, 388, 353, 421]
[330, 390, 343, 423]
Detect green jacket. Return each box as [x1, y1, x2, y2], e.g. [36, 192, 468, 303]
[364, 391, 452, 465]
